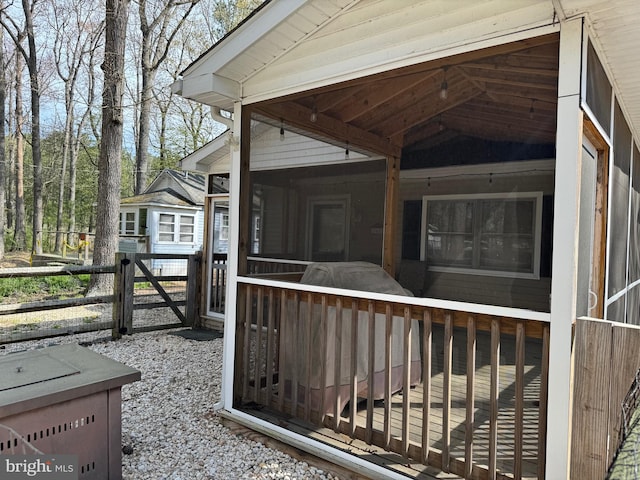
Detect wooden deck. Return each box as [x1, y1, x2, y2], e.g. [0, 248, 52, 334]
[241, 325, 543, 480]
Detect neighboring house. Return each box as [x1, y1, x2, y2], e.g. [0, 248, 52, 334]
[173, 2, 640, 479]
[119, 169, 227, 275]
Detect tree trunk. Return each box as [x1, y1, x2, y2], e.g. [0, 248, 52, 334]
[0, 24, 6, 261]
[134, 66, 152, 194]
[22, 0, 43, 255]
[13, 55, 26, 251]
[55, 108, 72, 253]
[88, 0, 129, 295]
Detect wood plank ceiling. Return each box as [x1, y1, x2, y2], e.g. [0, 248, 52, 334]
[253, 34, 560, 158]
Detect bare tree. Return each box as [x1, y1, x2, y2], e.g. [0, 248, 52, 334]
[87, 0, 129, 295]
[50, 0, 104, 253]
[134, 0, 198, 194]
[12, 40, 26, 250]
[0, 18, 6, 260]
[1, 0, 45, 254]
[68, 23, 103, 245]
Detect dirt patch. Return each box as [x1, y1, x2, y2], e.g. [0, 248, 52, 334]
[0, 251, 32, 269]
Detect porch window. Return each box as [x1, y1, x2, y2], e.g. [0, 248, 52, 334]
[421, 192, 542, 278]
[158, 213, 196, 243]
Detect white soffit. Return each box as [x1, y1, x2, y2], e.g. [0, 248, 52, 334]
[242, 0, 556, 101]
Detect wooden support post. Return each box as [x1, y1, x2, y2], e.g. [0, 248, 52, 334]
[383, 155, 399, 278]
[185, 251, 201, 327]
[112, 252, 134, 339]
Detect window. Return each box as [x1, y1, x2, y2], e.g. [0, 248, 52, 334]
[138, 208, 147, 235]
[421, 193, 542, 278]
[220, 213, 229, 241]
[158, 213, 196, 243]
[120, 211, 136, 235]
[180, 216, 195, 243]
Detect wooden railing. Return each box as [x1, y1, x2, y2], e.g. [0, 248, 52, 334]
[235, 279, 550, 479]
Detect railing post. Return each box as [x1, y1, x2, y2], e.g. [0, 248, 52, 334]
[185, 251, 201, 327]
[112, 252, 135, 339]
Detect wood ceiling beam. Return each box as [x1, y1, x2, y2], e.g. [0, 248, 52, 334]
[381, 80, 483, 139]
[460, 62, 558, 78]
[336, 70, 440, 123]
[254, 102, 402, 158]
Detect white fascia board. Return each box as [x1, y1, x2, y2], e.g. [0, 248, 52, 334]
[181, 73, 240, 102]
[180, 132, 231, 173]
[183, 0, 309, 78]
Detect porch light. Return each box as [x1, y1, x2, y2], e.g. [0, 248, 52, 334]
[439, 67, 448, 100]
[310, 104, 318, 123]
[280, 119, 285, 141]
[345, 141, 349, 159]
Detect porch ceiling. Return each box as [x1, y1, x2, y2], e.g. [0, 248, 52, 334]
[253, 35, 559, 157]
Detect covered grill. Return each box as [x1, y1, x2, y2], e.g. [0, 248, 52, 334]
[0, 344, 140, 479]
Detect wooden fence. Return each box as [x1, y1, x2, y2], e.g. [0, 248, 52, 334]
[0, 252, 201, 344]
[571, 318, 640, 479]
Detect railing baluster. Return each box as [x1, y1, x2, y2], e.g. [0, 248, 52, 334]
[242, 284, 252, 402]
[265, 289, 275, 408]
[384, 304, 393, 450]
[319, 294, 328, 424]
[422, 308, 432, 465]
[291, 291, 300, 415]
[277, 289, 286, 413]
[304, 292, 313, 422]
[443, 312, 453, 472]
[489, 318, 500, 480]
[538, 324, 550, 480]
[465, 314, 476, 478]
[334, 297, 343, 431]
[254, 287, 264, 403]
[350, 300, 358, 437]
[366, 300, 375, 444]
[515, 321, 525, 480]
[402, 306, 412, 457]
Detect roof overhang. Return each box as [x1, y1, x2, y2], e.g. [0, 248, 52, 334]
[176, 0, 640, 144]
[180, 130, 232, 174]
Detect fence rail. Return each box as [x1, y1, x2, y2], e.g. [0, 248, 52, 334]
[0, 252, 201, 344]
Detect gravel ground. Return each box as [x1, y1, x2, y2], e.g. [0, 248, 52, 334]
[1, 328, 340, 480]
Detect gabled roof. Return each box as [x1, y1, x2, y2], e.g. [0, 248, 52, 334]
[144, 169, 206, 205]
[120, 169, 218, 208]
[120, 188, 198, 208]
[174, 0, 640, 147]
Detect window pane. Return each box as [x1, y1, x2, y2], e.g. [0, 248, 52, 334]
[586, 41, 612, 135]
[427, 200, 474, 267]
[608, 101, 632, 297]
[479, 200, 534, 272]
[159, 214, 175, 241]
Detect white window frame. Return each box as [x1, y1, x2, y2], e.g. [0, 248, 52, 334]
[420, 191, 543, 279]
[120, 210, 137, 235]
[220, 212, 230, 241]
[158, 213, 196, 244]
